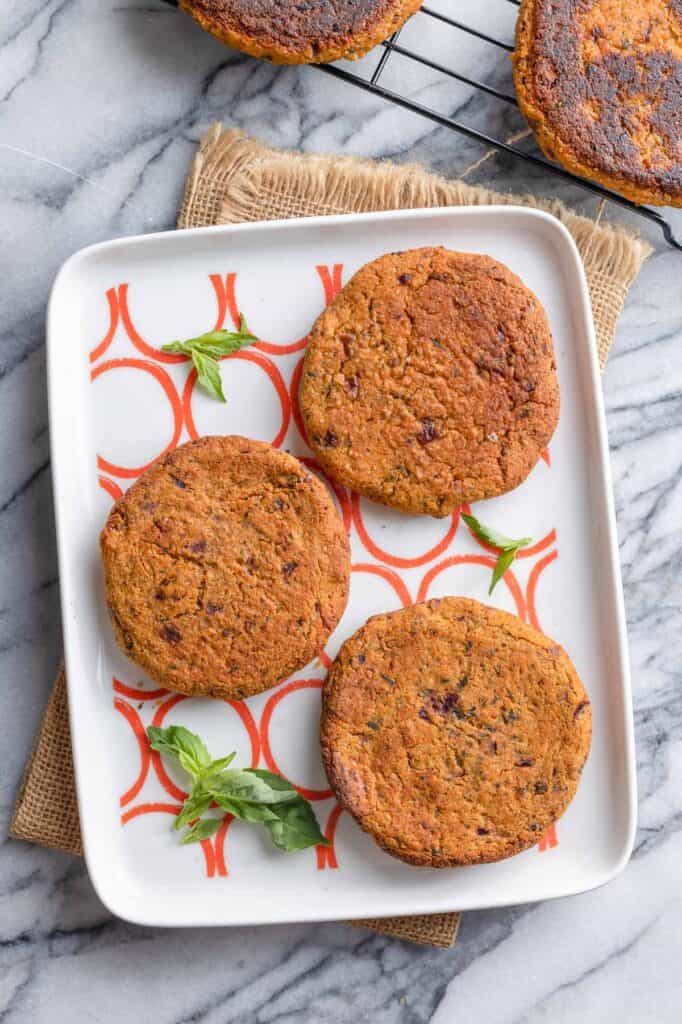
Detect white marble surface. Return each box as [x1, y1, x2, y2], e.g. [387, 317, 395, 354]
[2, 1, 682, 1020]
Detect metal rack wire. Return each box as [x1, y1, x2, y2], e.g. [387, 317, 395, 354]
[163, 0, 681, 250]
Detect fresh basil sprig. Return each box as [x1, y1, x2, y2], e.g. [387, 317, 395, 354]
[162, 314, 258, 402]
[461, 513, 533, 595]
[147, 725, 328, 852]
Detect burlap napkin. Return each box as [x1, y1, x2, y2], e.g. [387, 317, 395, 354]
[11, 126, 652, 949]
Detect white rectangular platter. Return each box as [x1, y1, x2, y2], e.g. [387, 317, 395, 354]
[48, 206, 636, 927]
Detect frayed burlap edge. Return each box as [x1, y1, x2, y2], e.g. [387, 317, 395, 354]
[346, 912, 460, 947]
[10, 664, 82, 857]
[13, 125, 652, 950]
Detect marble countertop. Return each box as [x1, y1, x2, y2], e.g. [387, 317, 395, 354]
[2, 2, 681, 1020]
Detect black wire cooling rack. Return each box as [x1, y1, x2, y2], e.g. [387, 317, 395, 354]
[162, 0, 681, 250]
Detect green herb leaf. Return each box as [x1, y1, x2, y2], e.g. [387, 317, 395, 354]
[147, 725, 212, 781]
[147, 725, 327, 854]
[171, 783, 212, 830]
[245, 768, 306, 795]
[264, 799, 330, 852]
[207, 753, 237, 773]
[163, 316, 257, 357]
[192, 349, 226, 402]
[161, 316, 258, 403]
[213, 791, 329, 849]
[461, 512, 533, 595]
[488, 546, 519, 595]
[208, 769, 299, 806]
[211, 795, 278, 823]
[209, 770, 326, 848]
[461, 513, 532, 553]
[180, 817, 224, 844]
[240, 770, 328, 848]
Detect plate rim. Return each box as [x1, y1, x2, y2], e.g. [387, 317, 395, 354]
[46, 204, 638, 926]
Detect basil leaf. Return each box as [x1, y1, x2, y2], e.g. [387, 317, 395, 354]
[147, 725, 212, 781]
[162, 318, 257, 357]
[180, 817, 224, 845]
[212, 795, 279, 824]
[208, 770, 299, 806]
[489, 547, 519, 595]
[160, 316, 257, 403]
[264, 798, 329, 852]
[192, 350, 225, 403]
[462, 513, 532, 553]
[461, 513, 533, 595]
[150, 723, 327, 855]
[244, 768, 302, 793]
[213, 791, 327, 851]
[207, 753, 237, 774]
[173, 785, 214, 830]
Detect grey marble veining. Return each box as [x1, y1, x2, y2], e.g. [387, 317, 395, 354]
[1, 1, 681, 1021]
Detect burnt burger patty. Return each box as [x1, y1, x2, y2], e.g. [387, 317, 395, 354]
[513, 0, 682, 206]
[179, 0, 422, 64]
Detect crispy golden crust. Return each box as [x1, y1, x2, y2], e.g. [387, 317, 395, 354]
[300, 248, 559, 517]
[100, 436, 349, 700]
[513, 0, 682, 207]
[179, 0, 422, 64]
[321, 598, 592, 867]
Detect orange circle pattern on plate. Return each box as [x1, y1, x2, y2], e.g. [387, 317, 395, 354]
[526, 549, 558, 632]
[461, 504, 557, 560]
[351, 492, 460, 569]
[416, 554, 526, 621]
[150, 694, 190, 801]
[289, 355, 309, 448]
[216, 270, 309, 356]
[149, 692, 260, 801]
[101, 267, 564, 877]
[316, 264, 344, 303]
[317, 562, 414, 673]
[213, 814, 235, 877]
[225, 699, 261, 768]
[538, 822, 559, 851]
[210, 265, 342, 355]
[259, 679, 333, 801]
[121, 802, 216, 877]
[113, 676, 168, 702]
[91, 358, 183, 479]
[114, 698, 151, 807]
[181, 349, 291, 448]
[118, 283, 187, 364]
[89, 287, 119, 364]
[351, 562, 412, 608]
[316, 802, 344, 870]
[121, 801, 182, 824]
[209, 272, 237, 333]
[98, 475, 123, 502]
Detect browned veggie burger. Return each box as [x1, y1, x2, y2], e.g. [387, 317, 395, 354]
[321, 598, 592, 867]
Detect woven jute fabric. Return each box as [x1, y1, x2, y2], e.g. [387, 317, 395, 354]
[12, 126, 652, 950]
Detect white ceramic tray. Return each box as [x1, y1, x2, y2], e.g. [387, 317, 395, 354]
[47, 206, 636, 927]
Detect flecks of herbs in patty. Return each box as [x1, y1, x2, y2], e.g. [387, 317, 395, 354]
[461, 513, 533, 594]
[162, 314, 257, 402]
[147, 724, 328, 851]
